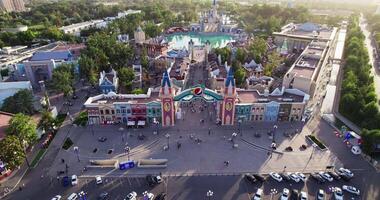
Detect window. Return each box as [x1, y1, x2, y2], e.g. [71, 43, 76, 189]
[122, 109, 126, 113]
[127, 109, 131, 114]
[111, 110, 115, 115]
[100, 110, 104, 115]
[105, 110, 110, 115]
[116, 109, 120, 114]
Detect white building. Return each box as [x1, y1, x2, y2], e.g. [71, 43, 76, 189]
[60, 20, 106, 36]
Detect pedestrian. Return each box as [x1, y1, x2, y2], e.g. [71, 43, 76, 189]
[57, 176, 60, 183]
[61, 158, 65, 163]
[208, 128, 211, 135]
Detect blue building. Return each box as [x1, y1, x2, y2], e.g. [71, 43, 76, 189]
[99, 69, 119, 94]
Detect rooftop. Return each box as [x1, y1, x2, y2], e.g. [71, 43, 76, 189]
[237, 88, 307, 104]
[275, 22, 335, 41]
[30, 50, 72, 62]
[85, 89, 161, 105]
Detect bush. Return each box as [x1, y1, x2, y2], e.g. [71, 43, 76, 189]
[0, 68, 9, 77]
[62, 137, 73, 150]
[73, 111, 88, 126]
[306, 135, 327, 150]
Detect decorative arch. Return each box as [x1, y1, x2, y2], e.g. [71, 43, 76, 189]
[174, 85, 223, 102]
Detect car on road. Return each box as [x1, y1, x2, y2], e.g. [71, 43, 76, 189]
[125, 191, 137, 200]
[253, 174, 265, 182]
[96, 176, 102, 184]
[281, 188, 290, 200]
[342, 185, 360, 195]
[244, 174, 257, 184]
[154, 175, 163, 184]
[253, 188, 263, 200]
[310, 173, 325, 184]
[67, 193, 78, 200]
[154, 192, 167, 200]
[269, 172, 283, 182]
[319, 172, 333, 182]
[338, 168, 354, 178]
[334, 187, 344, 200]
[98, 137, 107, 142]
[299, 191, 307, 200]
[316, 189, 325, 200]
[51, 195, 62, 200]
[280, 173, 291, 182]
[295, 172, 306, 182]
[289, 173, 300, 183]
[328, 171, 341, 180]
[98, 192, 109, 200]
[71, 175, 78, 186]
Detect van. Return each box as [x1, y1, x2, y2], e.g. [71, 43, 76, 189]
[67, 193, 78, 200]
[253, 188, 263, 200]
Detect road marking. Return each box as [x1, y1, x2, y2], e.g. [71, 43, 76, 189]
[136, 177, 141, 187]
[127, 177, 132, 186]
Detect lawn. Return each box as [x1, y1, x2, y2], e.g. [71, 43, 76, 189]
[30, 149, 47, 168]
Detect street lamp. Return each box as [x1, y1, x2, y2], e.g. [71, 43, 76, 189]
[270, 188, 277, 200]
[206, 190, 214, 200]
[165, 133, 170, 149]
[125, 145, 130, 161]
[119, 127, 125, 142]
[73, 146, 80, 162]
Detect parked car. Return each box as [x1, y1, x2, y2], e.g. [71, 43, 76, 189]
[342, 185, 360, 195]
[67, 193, 78, 200]
[334, 187, 344, 200]
[269, 172, 283, 182]
[340, 173, 352, 181]
[299, 191, 307, 200]
[146, 175, 156, 186]
[319, 172, 333, 182]
[295, 172, 306, 182]
[244, 174, 257, 184]
[51, 195, 62, 200]
[290, 189, 299, 200]
[98, 137, 107, 142]
[253, 188, 263, 200]
[142, 191, 154, 200]
[280, 173, 291, 182]
[95, 176, 102, 184]
[253, 174, 265, 182]
[125, 191, 137, 200]
[71, 175, 78, 186]
[337, 168, 354, 178]
[98, 192, 109, 200]
[154, 175, 163, 184]
[289, 173, 300, 183]
[62, 176, 70, 187]
[316, 189, 325, 200]
[328, 171, 341, 180]
[281, 188, 290, 200]
[154, 192, 166, 200]
[310, 173, 325, 184]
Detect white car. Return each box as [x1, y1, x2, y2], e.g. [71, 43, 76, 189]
[300, 191, 307, 200]
[334, 187, 344, 200]
[67, 193, 78, 200]
[295, 172, 306, 182]
[95, 176, 102, 185]
[155, 175, 163, 183]
[318, 172, 333, 182]
[281, 188, 289, 200]
[125, 191, 137, 200]
[338, 168, 354, 178]
[289, 173, 300, 183]
[253, 188, 263, 200]
[71, 175, 78, 186]
[351, 145, 362, 155]
[342, 185, 360, 195]
[269, 172, 283, 182]
[51, 195, 62, 200]
[316, 189, 325, 200]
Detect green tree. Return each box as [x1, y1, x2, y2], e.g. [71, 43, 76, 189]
[118, 67, 135, 92]
[132, 88, 144, 94]
[248, 37, 268, 63]
[42, 26, 63, 40]
[144, 21, 161, 38]
[235, 48, 247, 63]
[361, 129, 380, 155]
[0, 135, 25, 170]
[6, 113, 37, 146]
[39, 110, 54, 133]
[265, 52, 282, 76]
[1, 89, 34, 115]
[214, 47, 231, 64]
[51, 64, 74, 97]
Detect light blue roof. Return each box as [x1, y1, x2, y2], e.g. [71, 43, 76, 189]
[30, 50, 72, 61]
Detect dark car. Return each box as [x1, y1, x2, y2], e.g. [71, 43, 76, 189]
[146, 175, 156, 187]
[62, 176, 69, 187]
[98, 192, 109, 200]
[253, 174, 265, 182]
[244, 174, 257, 184]
[310, 173, 325, 184]
[328, 171, 341, 180]
[98, 137, 107, 142]
[72, 95, 78, 100]
[340, 173, 352, 181]
[154, 193, 167, 200]
[290, 189, 299, 200]
[280, 173, 291, 182]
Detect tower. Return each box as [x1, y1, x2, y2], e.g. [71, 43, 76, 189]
[159, 70, 175, 126]
[134, 26, 145, 44]
[220, 67, 236, 125]
[188, 39, 194, 61]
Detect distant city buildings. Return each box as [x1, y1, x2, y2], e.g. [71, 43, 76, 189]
[0, 0, 25, 12]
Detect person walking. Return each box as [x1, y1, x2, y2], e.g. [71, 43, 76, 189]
[208, 128, 211, 135]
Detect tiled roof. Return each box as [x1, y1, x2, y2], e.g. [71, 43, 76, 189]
[30, 50, 72, 61]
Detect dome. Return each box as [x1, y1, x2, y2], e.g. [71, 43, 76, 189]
[106, 91, 117, 98]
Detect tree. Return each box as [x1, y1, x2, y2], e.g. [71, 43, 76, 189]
[265, 52, 282, 76]
[6, 113, 37, 146]
[39, 110, 54, 133]
[132, 88, 144, 94]
[1, 89, 34, 115]
[235, 48, 247, 63]
[248, 37, 268, 63]
[361, 129, 380, 155]
[118, 67, 135, 92]
[144, 21, 161, 38]
[42, 26, 63, 41]
[214, 47, 231, 64]
[51, 64, 74, 97]
[0, 135, 25, 170]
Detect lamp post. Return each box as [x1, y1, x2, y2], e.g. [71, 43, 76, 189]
[125, 145, 130, 161]
[73, 146, 80, 162]
[165, 133, 170, 149]
[270, 188, 277, 200]
[206, 190, 213, 200]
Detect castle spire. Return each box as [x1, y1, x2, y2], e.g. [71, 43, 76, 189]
[225, 67, 235, 88]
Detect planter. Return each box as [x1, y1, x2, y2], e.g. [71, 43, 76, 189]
[306, 135, 327, 150]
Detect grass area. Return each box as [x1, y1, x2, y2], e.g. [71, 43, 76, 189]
[62, 137, 73, 150]
[30, 149, 47, 168]
[306, 135, 327, 150]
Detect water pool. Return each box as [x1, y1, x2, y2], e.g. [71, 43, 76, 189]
[166, 33, 235, 50]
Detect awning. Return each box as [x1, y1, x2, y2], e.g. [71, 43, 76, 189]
[137, 120, 145, 126]
[127, 121, 135, 126]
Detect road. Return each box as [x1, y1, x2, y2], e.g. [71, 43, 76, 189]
[360, 15, 380, 100]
